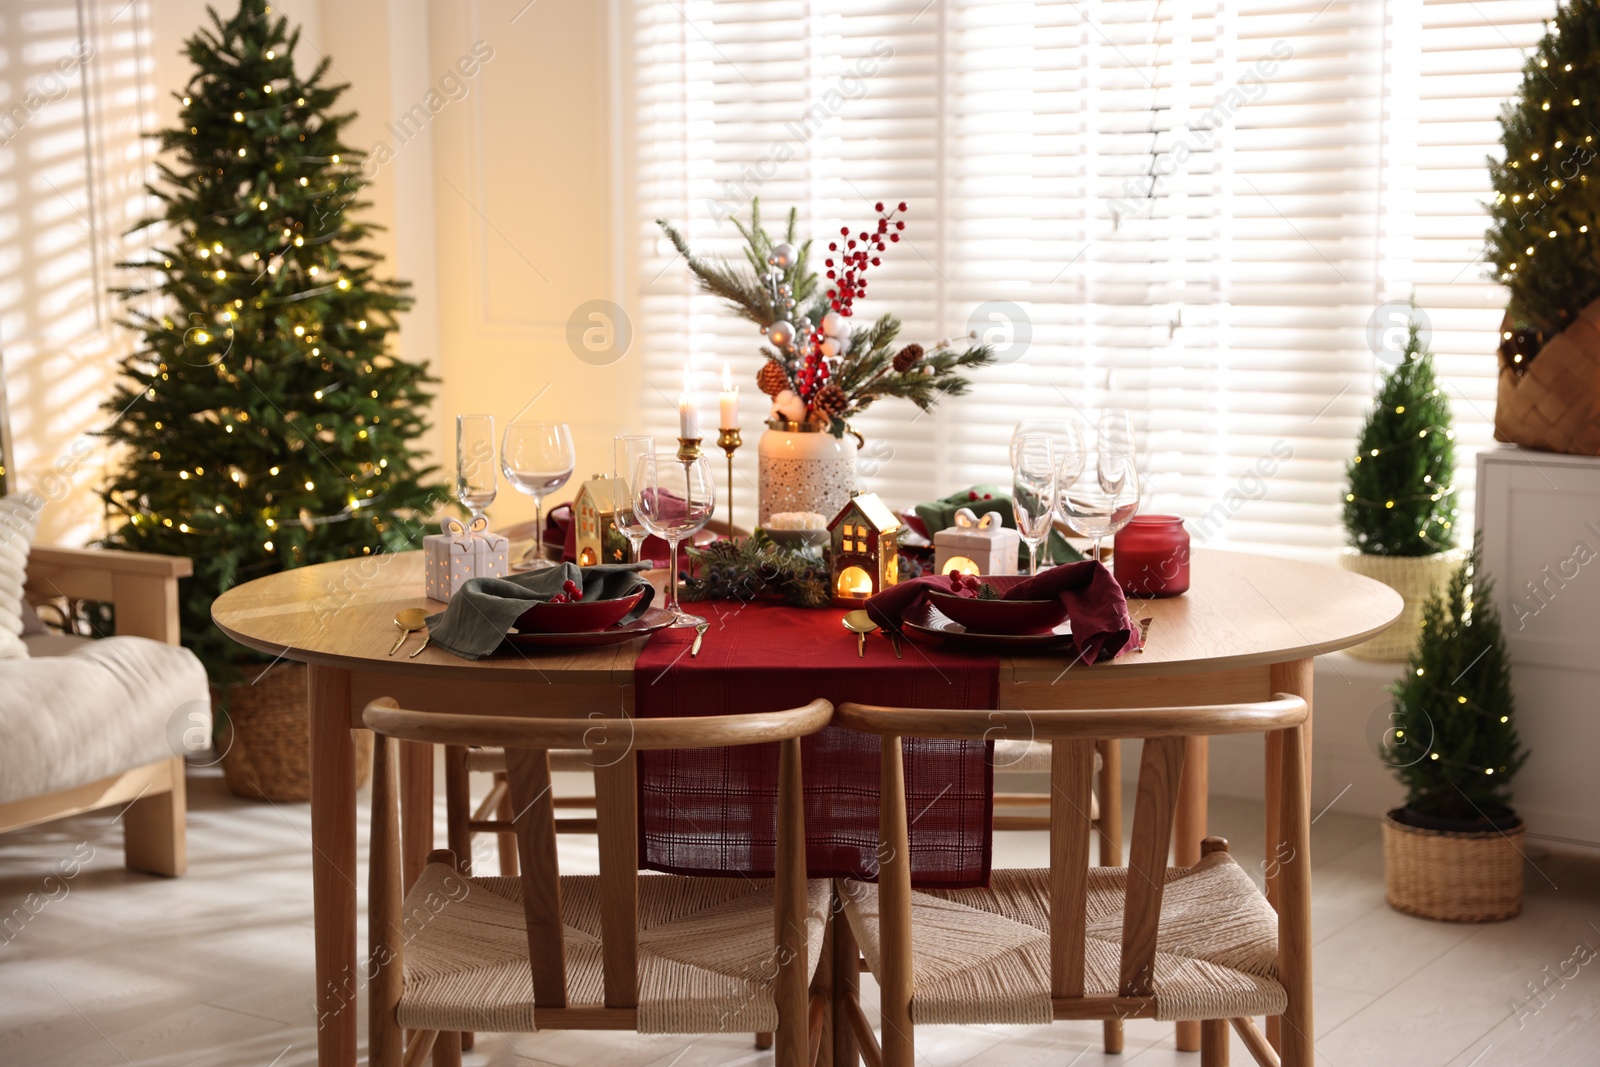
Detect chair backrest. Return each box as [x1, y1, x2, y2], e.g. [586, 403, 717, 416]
[834, 696, 1309, 1009]
[363, 697, 832, 1021]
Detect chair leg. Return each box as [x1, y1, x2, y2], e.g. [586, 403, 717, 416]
[754, 1032, 774, 1049]
[431, 1031, 462, 1066]
[1201, 1018, 1229, 1065]
[1095, 740, 1123, 1054]
[124, 758, 186, 877]
[832, 902, 860, 1067]
[495, 771, 519, 878]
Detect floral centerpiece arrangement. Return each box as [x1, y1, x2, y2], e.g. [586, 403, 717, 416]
[658, 201, 994, 437]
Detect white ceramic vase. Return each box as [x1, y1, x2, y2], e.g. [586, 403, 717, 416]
[757, 422, 859, 526]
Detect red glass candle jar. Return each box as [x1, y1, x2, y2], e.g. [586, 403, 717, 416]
[1113, 515, 1190, 597]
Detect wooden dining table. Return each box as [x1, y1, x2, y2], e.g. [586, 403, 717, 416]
[211, 546, 1401, 1067]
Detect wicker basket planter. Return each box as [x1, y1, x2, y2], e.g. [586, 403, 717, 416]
[218, 662, 372, 801]
[1338, 549, 1465, 662]
[1495, 302, 1600, 456]
[1383, 807, 1524, 922]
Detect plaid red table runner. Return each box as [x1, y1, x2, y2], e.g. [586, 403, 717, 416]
[634, 600, 998, 888]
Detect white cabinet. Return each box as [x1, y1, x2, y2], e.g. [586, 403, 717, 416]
[1476, 447, 1600, 852]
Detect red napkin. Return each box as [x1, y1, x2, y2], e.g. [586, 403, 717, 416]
[867, 561, 1139, 663]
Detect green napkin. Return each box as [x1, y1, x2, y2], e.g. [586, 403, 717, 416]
[914, 485, 1082, 565]
[426, 562, 654, 660]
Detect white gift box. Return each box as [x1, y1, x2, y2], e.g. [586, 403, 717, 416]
[424, 517, 510, 601]
[932, 507, 1021, 576]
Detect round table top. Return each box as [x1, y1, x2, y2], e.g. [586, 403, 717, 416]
[211, 548, 1402, 684]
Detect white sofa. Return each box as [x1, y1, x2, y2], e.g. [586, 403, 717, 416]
[0, 546, 210, 876]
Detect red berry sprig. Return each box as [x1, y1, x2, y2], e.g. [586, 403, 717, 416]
[801, 201, 907, 404]
[563, 579, 581, 599]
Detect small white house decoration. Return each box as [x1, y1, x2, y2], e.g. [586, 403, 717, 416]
[572, 475, 630, 566]
[827, 491, 901, 606]
[933, 506, 1020, 577]
[423, 516, 510, 600]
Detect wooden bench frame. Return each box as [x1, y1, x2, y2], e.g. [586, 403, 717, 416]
[1, 546, 193, 876]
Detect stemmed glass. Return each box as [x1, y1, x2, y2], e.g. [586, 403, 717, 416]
[612, 435, 655, 565]
[501, 420, 575, 570]
[633, 453, 715, 627]
[1011, 434, 1057, 576]
[455, 415, 497, 526]
[1057, 450, 1141, 562]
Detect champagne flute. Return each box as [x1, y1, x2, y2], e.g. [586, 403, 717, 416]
[455, 415, 497, 525]
[501, 420, 575, 570]
[1012, 418, 1086, 557]
[613, 435, 655, 565]
[1011, 434, 1057, 576]
[633, 453, 715, 627]
[1058, 450, 1141, 562]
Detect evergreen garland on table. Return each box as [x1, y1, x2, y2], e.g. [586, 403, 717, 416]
[1342, 322, 1458, 556]
[101, 0, 441, 681]
[1485, 0, 1600, 348]
[1384, 545, 1526, 822]
[679, 531, 833, 609]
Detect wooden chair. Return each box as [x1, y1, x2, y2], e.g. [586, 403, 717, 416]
[832, 695, 1313, 1067]
[364, 696, 835, 1067]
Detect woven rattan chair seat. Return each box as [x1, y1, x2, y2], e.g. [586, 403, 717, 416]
[840, 851, 1287, 1025]
[395, 863, 830, 1034]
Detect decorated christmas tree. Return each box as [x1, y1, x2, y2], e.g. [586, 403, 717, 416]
[1343, 322, 1458, 556]
[1385, 546, 1526, 821]
[102, 0, 439, 677]
[1485, 0, 1600, 346]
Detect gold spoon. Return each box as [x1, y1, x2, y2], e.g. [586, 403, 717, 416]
[388, 607, 429, 656]
[843, 610, 879, 659]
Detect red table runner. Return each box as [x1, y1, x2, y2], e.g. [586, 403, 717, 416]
[634, 600, 998, 888]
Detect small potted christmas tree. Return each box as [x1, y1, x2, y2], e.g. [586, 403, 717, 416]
[1486, 0, 1600, 455]
[1340, 320, 1464, 660]
[1382, 545, 1528, 922]
[101, 0, 440, 799]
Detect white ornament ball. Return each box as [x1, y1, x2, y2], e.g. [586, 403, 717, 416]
[765, 319, 796, 348]
[769, 242, 797, 270]
[819, 337, 840, 358]
[821, 310, 851, 340]
[771, 389, 807, 422]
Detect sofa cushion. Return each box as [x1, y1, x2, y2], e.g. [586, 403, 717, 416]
[0, 636, 211, 804]
[0, 495, 41, 660]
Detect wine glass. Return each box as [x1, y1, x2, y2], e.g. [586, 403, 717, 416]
[633, 453, 714, 627]
[1011, 434, 1057, 576]
[1012, 417, 1088, 529]
[1058, 450, 1141, 562]
[501, 420, 575, 570]
[612, 435, 655, 565]
[455, 414, 497, 525]
[1096, 409, 1137, 492]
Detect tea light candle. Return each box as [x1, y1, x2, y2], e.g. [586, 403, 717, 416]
[679, 361, 700, 439]
[1113, 514, 1190, 597]
[719, 361, 738, 430]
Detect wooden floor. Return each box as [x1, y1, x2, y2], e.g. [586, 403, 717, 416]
[2, 764, 1597, 1067]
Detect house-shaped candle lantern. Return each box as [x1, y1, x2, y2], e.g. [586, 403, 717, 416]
[572, 476, 630, 566]
[933, 506, 1021, 577]
[827, 492, 902, 606]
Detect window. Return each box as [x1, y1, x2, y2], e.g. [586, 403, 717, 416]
[625, 0, 1555, 557]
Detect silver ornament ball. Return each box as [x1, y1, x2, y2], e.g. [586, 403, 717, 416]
[769, 242, 797, 270]
[765, 319, 796, 348]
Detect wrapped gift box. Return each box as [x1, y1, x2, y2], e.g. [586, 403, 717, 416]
[424, 518, 510, 600]
[933, 506, 1021, 576]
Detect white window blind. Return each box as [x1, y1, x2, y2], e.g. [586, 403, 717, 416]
[624, 0, 1554, 557]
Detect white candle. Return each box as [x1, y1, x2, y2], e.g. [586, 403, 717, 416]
[719, 361, 739, 430]
[679, 361, 700, 439]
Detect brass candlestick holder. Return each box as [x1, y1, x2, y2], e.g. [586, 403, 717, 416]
[716, 427, 742, 534]
[676, 436, 703, 463]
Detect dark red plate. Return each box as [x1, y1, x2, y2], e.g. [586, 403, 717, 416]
[902, 603, 1075, 651]
[924, 587, 1068, 635]
[505, 607, 673, 649]
[514, 589, 647, 634]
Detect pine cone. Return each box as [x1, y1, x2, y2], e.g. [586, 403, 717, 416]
[812, 383, 849, 420]
[757, 360, 790, 396]
[893, 343, 925, 373]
